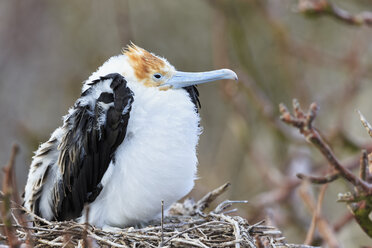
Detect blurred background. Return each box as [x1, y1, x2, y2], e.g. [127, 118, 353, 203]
[1, 0, 372, 246]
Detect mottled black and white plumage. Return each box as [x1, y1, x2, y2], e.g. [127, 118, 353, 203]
[24, 44, 237, 228]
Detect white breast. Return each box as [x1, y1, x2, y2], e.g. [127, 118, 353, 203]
[83, 83, 201, 228]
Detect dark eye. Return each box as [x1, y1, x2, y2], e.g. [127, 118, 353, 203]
[153, 73, 163, 80]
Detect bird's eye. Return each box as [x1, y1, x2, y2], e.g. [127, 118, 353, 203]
[153, 73, 163, 80]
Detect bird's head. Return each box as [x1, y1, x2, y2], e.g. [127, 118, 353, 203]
[123, 44, 237, 90]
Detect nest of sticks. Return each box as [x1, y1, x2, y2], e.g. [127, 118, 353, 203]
[1, 183, 317, 248]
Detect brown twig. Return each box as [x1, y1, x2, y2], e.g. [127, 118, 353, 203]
[279, 99, 372, 193]
[82, 204, 91, 248]
[368, 153, 372, 177]
[160, 200, 164, 246]
[296, 153, 364, 185]
[304, 184, 327, 245]
[195, 182, 231, 212]
[360, 150, 368, 182]
[297, 172, 339, 184]
[297, 0, 372, 27]
[358, 110, 372, 139]
[1, 144, 20, 247]
[299, 183, 339, 248]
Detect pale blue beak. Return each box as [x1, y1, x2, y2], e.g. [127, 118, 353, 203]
[163, 69, 238, 89]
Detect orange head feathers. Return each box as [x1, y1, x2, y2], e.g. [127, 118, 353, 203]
[122, 43, 237, 90]
[123, 44, 175, 88]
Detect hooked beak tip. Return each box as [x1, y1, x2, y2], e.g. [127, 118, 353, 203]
[222, 69, 238, 81]
[232, 72, 238, 81]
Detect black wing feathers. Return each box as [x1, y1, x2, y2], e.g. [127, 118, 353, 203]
[55, 73, 133, 221]
[184, 86, 201, 111]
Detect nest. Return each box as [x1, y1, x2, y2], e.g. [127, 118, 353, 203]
[1, 184, 317, 248]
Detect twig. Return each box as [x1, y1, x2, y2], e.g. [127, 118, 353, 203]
[1, 144, 20, 247]
[213, 200, 248, 214]
[299, 182, 339, 248]
[39, 238, 63, 246]
[209, 213, 242, 248]
[297, 0, 372, 27]
[360, 150, 368, 182]
[358, 110, 372, 138]
[160, 200, 164, 247]
[304, 184, 327, 245]
[299, 153, 365, 186]
[82, 204, 91, 248]
[169, 238, 208, 248]
[368, 153, 372, 177]
[162, 221, 221, 246]
[286, 245, 321, 248]
[87, 230, 127, 248]
[1, 145, 31, 246]
[16, 206, 53, 226]
[359, 111, 372, 179]
[195, 182, 230, 212]
[297, 172, 339, 184]
[279, 100, 372, 193]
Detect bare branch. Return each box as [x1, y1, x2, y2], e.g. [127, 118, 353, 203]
[297, 172, 339, 184]
[358, 110, 372, 138]
[297, 0, 372, 27]
[195, 182, 231, 212]
[360, 150, 368, 182]
[299, 183, 339, 248]
[304, 184, 327, 245]
[0, 144, 20, 247]
[280, 100, 372, 193]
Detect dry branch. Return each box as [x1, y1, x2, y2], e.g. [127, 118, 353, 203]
[280, 99, 372, 239]
[297, 0, 372, 26]
[297, 172, 339, 184]
[279, 99, 372, 193]
[1, 144, 22, 247]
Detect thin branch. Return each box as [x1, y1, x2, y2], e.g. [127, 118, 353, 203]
[160, 200, 164, 247]
[279, 99, 372, 193]
[368, 153, 372, 177]
[195, 182, 230, 212]
[82, 204, 91, 248]
[304, 184, 327, 245]
[297, 172, 339, 184]
[161, 221, 221, 246]
[299, 183, 339, 248]
[297, 0, 372, 27]
[358, 110, 372, 138]
[1, 144, 20, 247]
[360, 150, 368, 181]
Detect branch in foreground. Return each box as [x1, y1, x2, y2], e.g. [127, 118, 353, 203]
[279, 99, 371, 193]
[280, 99, 372, 238]
[297, 0, 372, 27]
[0, 144, 21, 247]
